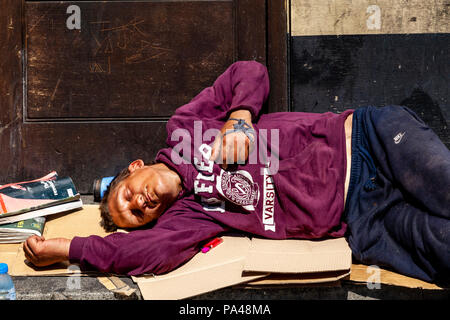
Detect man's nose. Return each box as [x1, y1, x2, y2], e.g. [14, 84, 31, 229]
[131, 193, 145, 209]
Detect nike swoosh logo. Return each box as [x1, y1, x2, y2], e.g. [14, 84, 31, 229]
[394, 132, 406, 144]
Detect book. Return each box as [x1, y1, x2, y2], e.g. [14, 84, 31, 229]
[0, 217, 46, 243]
[0, 172, 83, 226]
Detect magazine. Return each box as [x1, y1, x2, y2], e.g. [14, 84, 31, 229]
[0, 172, 83, 225]
[0, 217, 46, 243]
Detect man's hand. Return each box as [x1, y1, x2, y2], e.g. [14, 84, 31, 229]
[23, 235, 71, 267]
[210, 109, 255, 169]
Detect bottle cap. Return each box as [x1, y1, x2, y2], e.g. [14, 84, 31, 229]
[93, 176, 115, 202]
[100, 177, 115, 199]
[0, 263, 8, 274]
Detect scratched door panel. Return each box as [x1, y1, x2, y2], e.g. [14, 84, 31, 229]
[25, 1, 234, 119]
[21, 122, 168, 192]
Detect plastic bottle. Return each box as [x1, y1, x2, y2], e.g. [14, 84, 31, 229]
[93, 176, 115, 202]
[0, 263, 16, 300]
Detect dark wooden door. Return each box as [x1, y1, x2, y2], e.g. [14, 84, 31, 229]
[0, 0, 288, 193]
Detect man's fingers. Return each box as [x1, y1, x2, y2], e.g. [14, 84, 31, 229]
[210, 134, 223, 162]
[223, 133, 248, 165]
[237, 139, 247, 164]
[24, 250, 35, 265]
[209, 142, 218, 161]
[224, 137, 235, 165]
[26, 235, 44, 255]
[237, 134, 248, 164]
[23, 237, 38, 262]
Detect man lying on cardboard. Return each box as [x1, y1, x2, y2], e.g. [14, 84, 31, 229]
[23, 61, 450, 285]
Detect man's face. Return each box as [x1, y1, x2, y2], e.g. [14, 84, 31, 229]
[108, 160, 177, 229]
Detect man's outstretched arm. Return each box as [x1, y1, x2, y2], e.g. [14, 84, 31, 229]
[24, 204, 228, 275]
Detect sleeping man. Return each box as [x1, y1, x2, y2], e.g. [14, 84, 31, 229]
[24, 61, 450, 284]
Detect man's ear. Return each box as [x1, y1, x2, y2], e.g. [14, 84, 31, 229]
[128, 159, 145, 173]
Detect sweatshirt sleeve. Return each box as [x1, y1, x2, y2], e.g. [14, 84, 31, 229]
[68, 201, 229, 276]
[168, 60, 269, 122]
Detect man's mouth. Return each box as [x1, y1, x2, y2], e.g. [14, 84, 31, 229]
[144, 186, 158, 206]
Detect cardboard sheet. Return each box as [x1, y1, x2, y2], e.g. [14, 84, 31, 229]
[1, 203, 443, 299]
[132, 236, 353, 299]
[132, 236, 268, 300]
[349, 264, 444, 290]
[242, 271, 350, 286]
[0, 205, 111, 276]
[244, 237, 352, 273]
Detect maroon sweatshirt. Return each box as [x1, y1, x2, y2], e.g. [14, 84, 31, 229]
[69, 61, 353, 275]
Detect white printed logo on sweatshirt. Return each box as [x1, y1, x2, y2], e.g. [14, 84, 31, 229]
[216, 170, 260, 211]
[262, 165, 276, 232]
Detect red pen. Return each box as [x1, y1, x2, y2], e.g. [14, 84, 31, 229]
[201, 237, 223, 253]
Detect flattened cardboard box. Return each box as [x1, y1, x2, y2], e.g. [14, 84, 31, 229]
[0, 205, 353, 299]
[131, 236, 269, 300]
[0, 205, 111, 276]
[132, 236, 352, 300]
